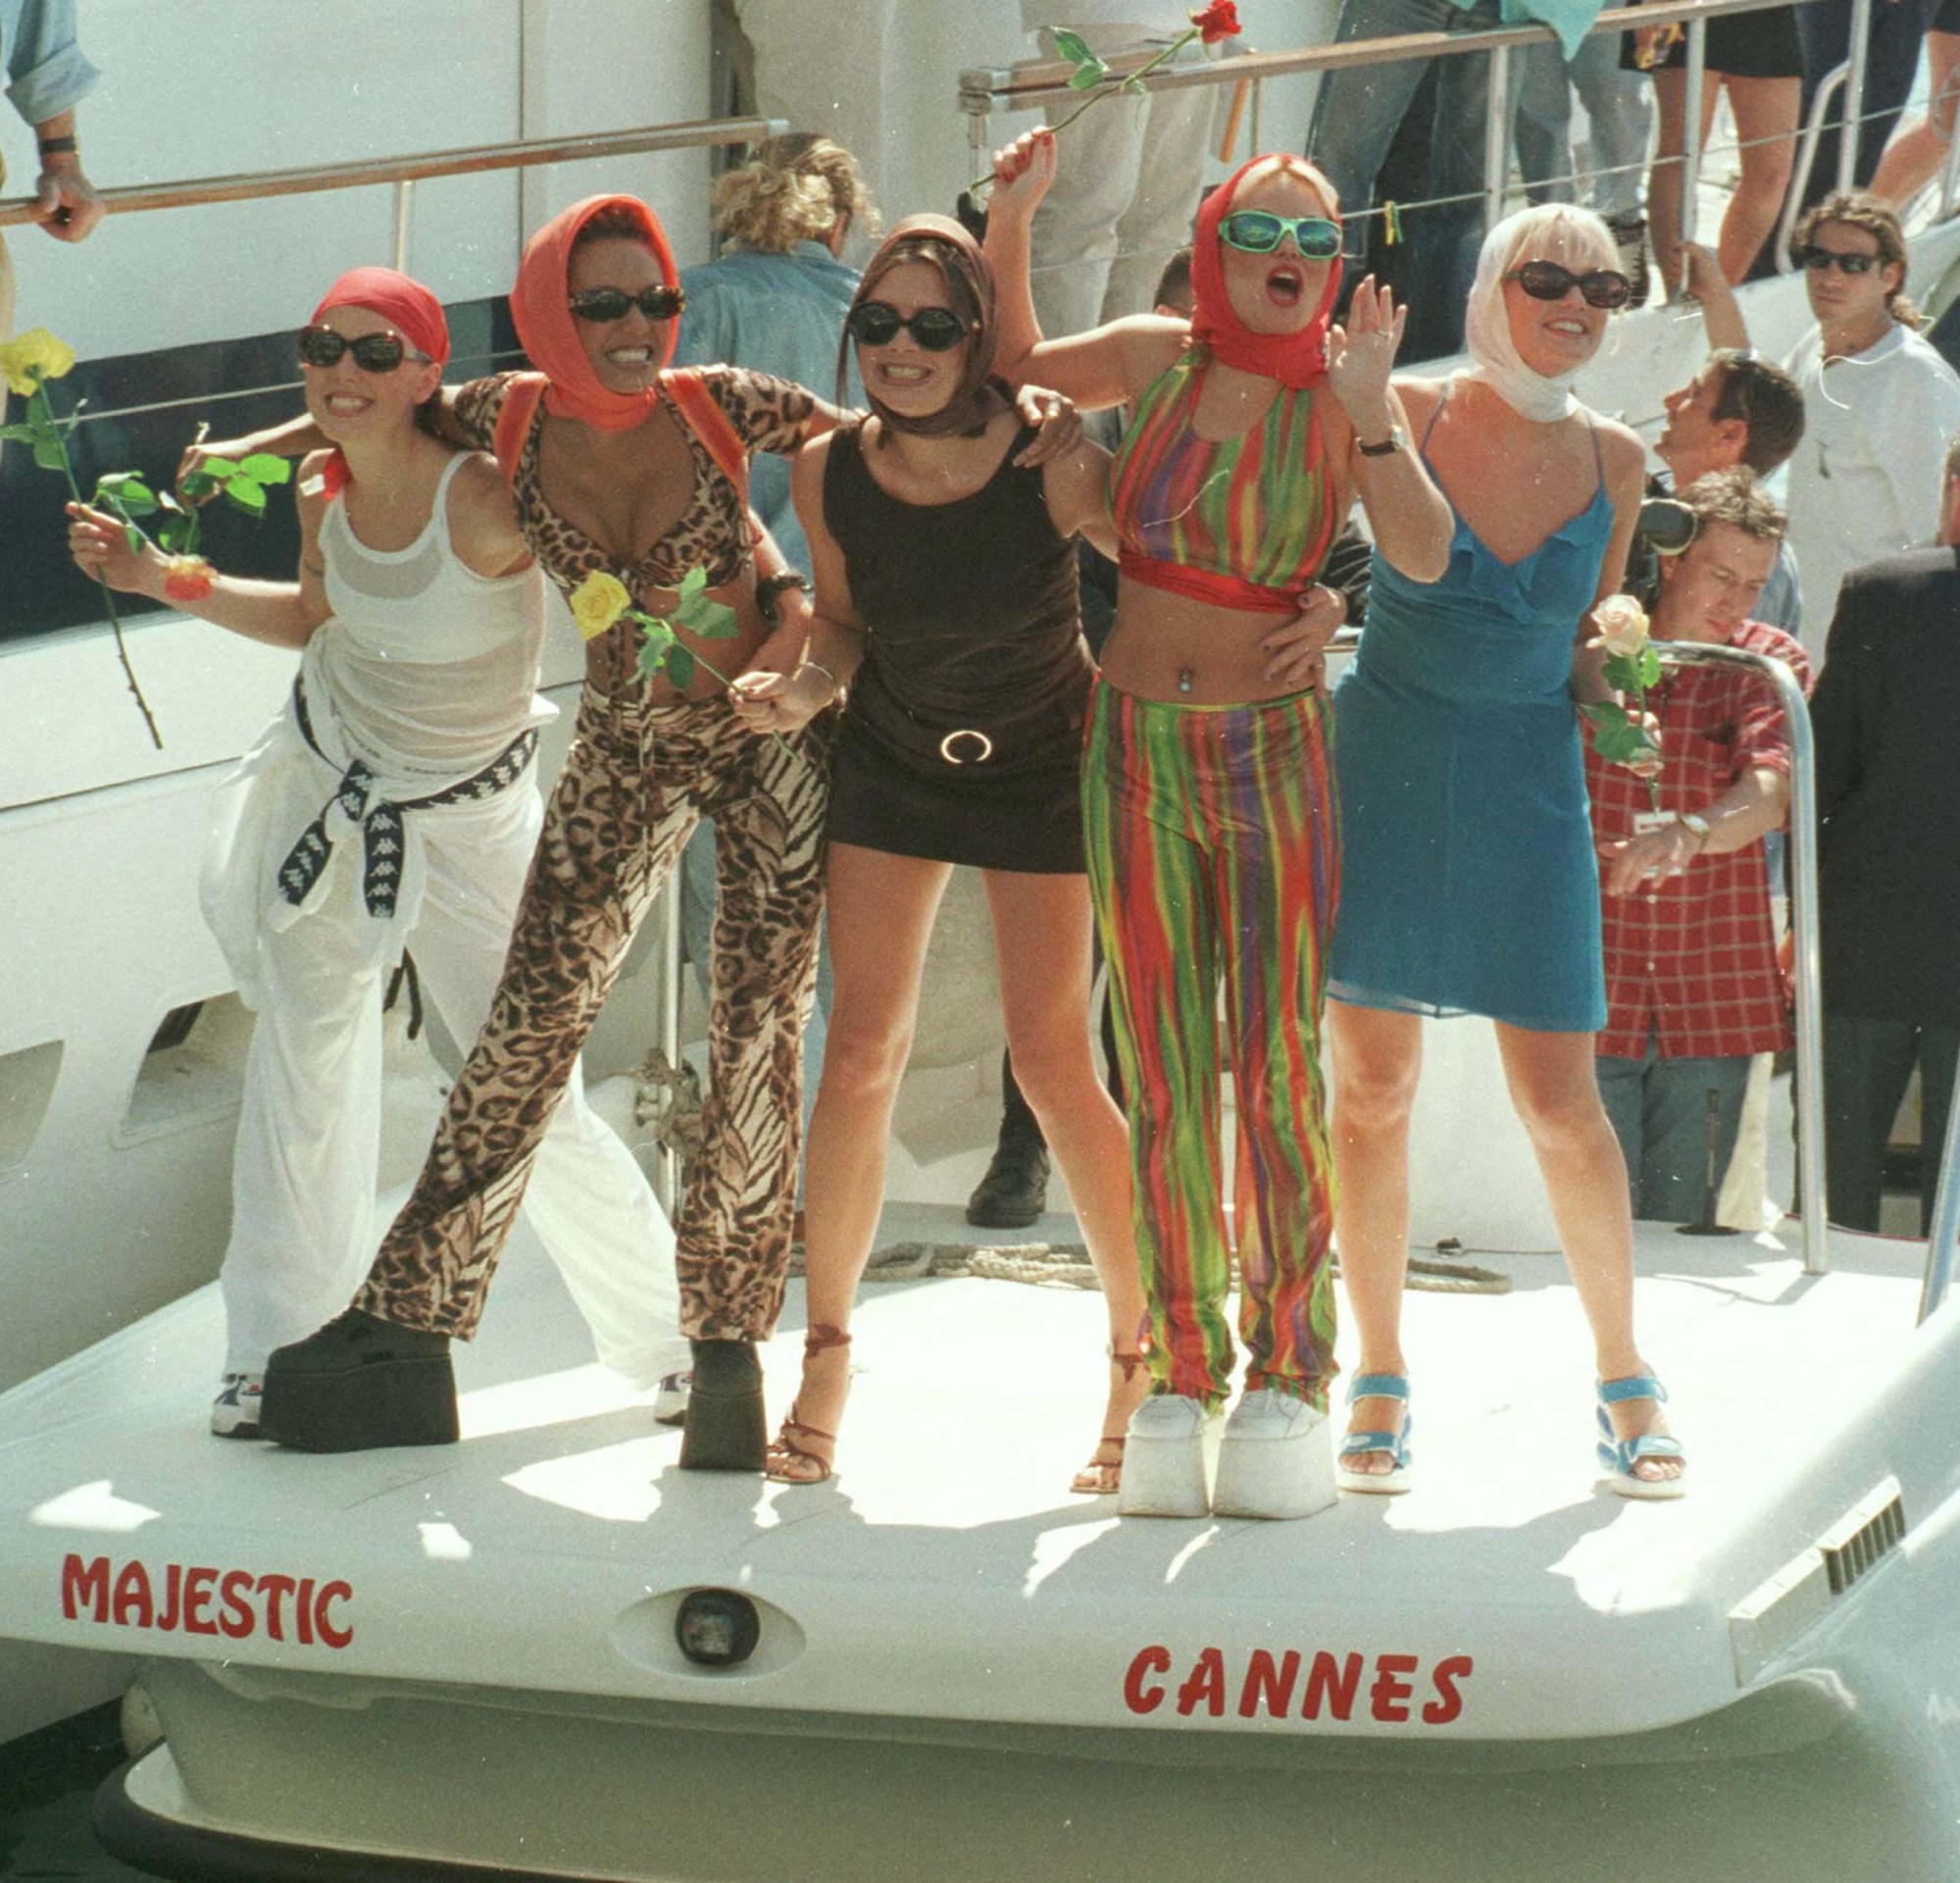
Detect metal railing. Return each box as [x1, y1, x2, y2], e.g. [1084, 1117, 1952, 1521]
[0, 114, 786, 276]
[961, 0, 1867, 265]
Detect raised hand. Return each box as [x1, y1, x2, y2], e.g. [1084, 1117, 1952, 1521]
[989, 128, 1057, 220]
[1011, 383, 1082, 464]
[1326, 275, 1407, 434]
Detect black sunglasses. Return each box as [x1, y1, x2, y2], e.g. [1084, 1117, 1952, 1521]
[568, 284, 687, 323]
[297, 326, 428, 373]
[1797, 244, 1881, 276]
[1505, 259, 1633, 310]
[845, 301, 976, 351]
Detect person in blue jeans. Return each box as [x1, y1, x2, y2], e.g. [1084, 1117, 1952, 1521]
[667, 133, 873, 1410]
[1307, 0, 1507, 359]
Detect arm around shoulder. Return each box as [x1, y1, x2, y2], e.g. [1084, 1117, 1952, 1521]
[447, 453, 532, 578]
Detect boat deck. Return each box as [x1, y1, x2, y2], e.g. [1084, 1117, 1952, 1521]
[0, 1207, 1944, 1751]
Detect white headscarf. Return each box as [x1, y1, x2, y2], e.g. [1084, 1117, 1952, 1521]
[1461, 203, 1619, 423]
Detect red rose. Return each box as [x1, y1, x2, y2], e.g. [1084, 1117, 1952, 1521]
[162, 555, 216, 603]
[1189, 1, 1240, 42]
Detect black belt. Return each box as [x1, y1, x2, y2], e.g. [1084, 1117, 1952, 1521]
[276, 680, 537, 920]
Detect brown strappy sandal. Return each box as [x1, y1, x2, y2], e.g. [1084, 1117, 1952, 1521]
[1070, 1349, 1149, 1496]
[764, 1324, 853, 1485]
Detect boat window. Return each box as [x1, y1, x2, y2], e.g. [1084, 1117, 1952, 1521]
[118, 995, 254, 1143]
[0, 1041, 64, 1175]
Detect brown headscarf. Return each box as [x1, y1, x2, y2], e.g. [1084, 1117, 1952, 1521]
[842, 213, 1000, 440]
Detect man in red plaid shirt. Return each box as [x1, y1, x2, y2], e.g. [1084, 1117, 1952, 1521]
[1587, 470, 1812, 1221]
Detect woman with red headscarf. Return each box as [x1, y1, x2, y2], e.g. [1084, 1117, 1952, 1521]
[69, 267, 685, 1440]
[984, 132, 1450, 1521]
[210, 197, 1073, 1468]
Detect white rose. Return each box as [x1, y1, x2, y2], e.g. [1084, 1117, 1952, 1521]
[1588, 594, 1650, 661]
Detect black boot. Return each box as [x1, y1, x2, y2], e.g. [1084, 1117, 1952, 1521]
[966, 1139, 1051, 1230]
[259, 1308, 457, 1452]
[678, 1339, 766, 1471]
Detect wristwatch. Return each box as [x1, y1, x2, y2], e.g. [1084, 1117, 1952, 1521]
[1678, 810, 1712, 848]
[756, 570, 811, 624]
[1357, 426, 1406, 458]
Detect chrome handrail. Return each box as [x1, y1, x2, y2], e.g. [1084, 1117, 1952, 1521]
[962, 0, 1832, 262]
[1649, 642, 1826, 1272]
[957, 0, 1804, 113]
[1921, 1079, 1960, 1319]
[0, 114, 786, 229]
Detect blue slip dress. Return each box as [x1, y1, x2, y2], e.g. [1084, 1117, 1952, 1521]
[1329, 382, 1613, 1033]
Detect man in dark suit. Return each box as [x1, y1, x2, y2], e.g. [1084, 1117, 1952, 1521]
[1811, 433, 1960, 1230]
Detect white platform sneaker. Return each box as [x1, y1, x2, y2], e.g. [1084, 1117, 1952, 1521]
[1116, 1394, 1223, 1517]
[1212, 1389, 1337, 1520]
[210, 1373, 264, 1440]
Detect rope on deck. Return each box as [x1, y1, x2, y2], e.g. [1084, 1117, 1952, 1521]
[786, 1241, 1512, 1294]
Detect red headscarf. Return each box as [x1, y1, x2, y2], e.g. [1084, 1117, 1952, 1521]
[311, 267, 451, 366]
[511, 193, 679, 431]
[1188, 154, 1342, 389]
[307, 268, 451, 500]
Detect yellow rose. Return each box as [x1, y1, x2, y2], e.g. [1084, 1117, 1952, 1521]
[569, 570, 631, 641]
[0, 328, 77, 398]
[1588, 593, 1650, 660]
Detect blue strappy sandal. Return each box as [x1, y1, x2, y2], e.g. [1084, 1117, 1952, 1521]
[1596, 1375, 1686, 1500]
[1336, 1372, 1413, 1495]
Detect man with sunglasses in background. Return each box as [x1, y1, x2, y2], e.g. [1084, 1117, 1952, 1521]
[1631, 249, 1808, 635]
[1, 0, 105, 458]
[1700, 189, 1960, 671]
[1587, 469, 1809, 1224]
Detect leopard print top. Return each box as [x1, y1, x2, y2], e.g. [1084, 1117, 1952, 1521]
[453, 363, 824, 593]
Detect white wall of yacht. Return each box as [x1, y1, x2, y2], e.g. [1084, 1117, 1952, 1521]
[5, 0, 714, 362]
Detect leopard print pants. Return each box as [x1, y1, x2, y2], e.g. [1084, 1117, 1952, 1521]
[355, 683, 830, 1344]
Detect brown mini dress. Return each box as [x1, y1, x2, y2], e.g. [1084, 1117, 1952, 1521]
[823, 417, 1093, 874]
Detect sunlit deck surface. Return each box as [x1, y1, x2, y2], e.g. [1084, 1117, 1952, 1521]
[0, 1201, 1935, 1755]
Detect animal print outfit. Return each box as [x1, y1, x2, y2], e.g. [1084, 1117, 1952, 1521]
[355, 367, 832, 1342]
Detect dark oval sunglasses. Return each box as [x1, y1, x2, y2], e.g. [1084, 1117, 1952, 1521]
[845, 301, 976, 351]
[1797, 245, 1881, 276]
[297, 326, 429, 373]
[568, 284, 687, 324]
[1217, 211, 1343, 260]
[1505, 259, 1633, 310]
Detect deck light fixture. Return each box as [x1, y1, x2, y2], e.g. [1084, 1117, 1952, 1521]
[676, 1589, 761, 1667]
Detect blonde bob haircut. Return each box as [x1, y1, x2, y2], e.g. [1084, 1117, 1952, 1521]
[712, 132, 879, 255]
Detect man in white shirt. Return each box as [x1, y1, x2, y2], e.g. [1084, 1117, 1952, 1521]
[1711, 190, 1960, 668]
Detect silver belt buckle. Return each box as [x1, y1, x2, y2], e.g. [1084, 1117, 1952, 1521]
[938, 729, 994, 766]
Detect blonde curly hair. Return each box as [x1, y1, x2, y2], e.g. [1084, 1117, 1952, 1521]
[712, 133, 879, 254]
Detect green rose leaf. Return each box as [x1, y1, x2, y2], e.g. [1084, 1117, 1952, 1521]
[664, 645, 698, 689]
[674, 590, 739, 640]
[1068, 57, 1111, 88]
[31, 436, 67, 473]
[1583, 702, 1649, 764]
[225, 476, 268, 517]
[677, 566, 709, 604]
[158, 513, 196, 553]
[240, 454, 293, 485]
[1122, 74, 1148, 93]
[0, 422, 40, 442]
[1052, 26, 1094, 65]
[1599, 652, 1642, 694]
[1635, 646, 1663, 690]
[199, 455, 239, 481]
[179, 470, 220, 503]
[97, 474, 159, 517]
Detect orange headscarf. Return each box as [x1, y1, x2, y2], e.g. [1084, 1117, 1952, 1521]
[511, 193, 680, 432]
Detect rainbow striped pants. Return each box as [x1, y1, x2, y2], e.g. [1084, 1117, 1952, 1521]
[1082, 680, 1340, 1410]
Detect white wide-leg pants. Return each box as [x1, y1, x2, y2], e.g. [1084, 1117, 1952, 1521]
[212, 737, 685, 1387]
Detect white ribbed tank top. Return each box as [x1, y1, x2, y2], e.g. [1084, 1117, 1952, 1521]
[307, 453, 548, 777]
